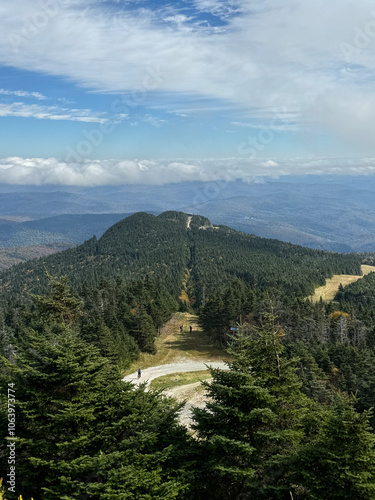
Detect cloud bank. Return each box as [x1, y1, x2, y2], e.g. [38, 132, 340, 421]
[1, 157, 375, 186]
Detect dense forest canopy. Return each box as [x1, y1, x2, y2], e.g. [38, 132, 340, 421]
[0, 211, 362, 305]
[1, 212, 375, 499]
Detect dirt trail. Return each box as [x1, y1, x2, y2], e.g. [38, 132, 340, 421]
[311, 264, 375, 303]
[124, 312, 227, 374]
[187, 215, 192, 229]
[123, 312, 228, 427]
[124, 369, 220, 428]
[124, 361, 226, 387]
[166, 381, 211, 428]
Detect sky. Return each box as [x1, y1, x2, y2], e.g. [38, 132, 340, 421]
[1, 0, 375, 185]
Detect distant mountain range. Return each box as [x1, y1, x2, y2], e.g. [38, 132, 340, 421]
[0, 175, 375, 254]
[0, 213, 131, 247]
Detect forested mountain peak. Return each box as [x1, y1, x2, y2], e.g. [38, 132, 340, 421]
[2, 214, 375, 499]
[0, 211, 361, 304]
[100, 211, 213, 234]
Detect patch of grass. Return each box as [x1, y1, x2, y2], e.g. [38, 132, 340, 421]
[150, 370, 212, 391]
[311, 265, 375, 303]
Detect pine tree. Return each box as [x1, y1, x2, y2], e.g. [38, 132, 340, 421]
[0, 279, 193, 499]
[131, 308, 158, 353]
[0, 327, 193, 499]
[292, 399, 375, 499]
[192, 315, 310, 499]
[31, 272, 83, 327]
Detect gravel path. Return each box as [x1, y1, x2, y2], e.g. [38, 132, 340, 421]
[123, 360, 227, 387]
[165, 381, 211, 428]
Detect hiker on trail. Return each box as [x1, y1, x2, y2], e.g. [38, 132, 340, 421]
[137, 368, 141, 379]
[189, 325, 193, 333]
[180, 325, 183, 332]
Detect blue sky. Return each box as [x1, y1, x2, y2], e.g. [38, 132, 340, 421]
[1, 0, 375, 184]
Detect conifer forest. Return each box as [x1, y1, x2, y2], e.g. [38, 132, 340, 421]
[1, 212, 375, 499]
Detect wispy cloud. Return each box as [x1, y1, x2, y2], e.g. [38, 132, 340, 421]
[1, 156, 375, 186]
[141, 114, 167, 127]
[192, 0, 243, 20]
[1, 0, 375, 148]
[231, 121, 299, 132]
[0, 102, 110, 123]
[0, 88, 46, 100]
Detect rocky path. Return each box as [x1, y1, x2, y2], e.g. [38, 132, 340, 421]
[165, 381, 212, 428]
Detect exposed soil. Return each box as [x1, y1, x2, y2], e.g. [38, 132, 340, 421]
[166, 381, 211, 428]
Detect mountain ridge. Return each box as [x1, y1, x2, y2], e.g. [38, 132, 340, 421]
[0, 211, 362, 305]
[2, 178, 375, 251]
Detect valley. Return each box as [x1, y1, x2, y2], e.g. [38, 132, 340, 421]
[0, 242, 72, 270]
[2, 177, 375, 254]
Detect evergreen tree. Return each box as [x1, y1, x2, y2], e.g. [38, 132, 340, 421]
[0, 280, 193, 499]
[292, 399, 375, 500]
[192, 315, 309, 499]
[31, 272, 83, 327]
[131, 308, 158, 354]
[0, 327, 192, 499]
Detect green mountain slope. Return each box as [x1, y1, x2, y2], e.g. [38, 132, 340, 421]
[0, 211, 361, 303]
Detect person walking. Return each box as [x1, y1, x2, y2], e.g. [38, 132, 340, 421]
[189, 325, 193, 333]
[137, 368, 142, 379]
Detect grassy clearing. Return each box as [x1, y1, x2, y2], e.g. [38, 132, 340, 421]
[150, 370, 212, 391]
[124, 312, 229, 375]
[311, 264, 375, 303]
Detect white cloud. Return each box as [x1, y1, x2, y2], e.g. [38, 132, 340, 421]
[231, 120, 299, 132]
[0, 88, 46, 100]
[193, 0, 242, 20]
[1, 156, 375, 186]
[0, 101, 127, 124]
[262, 160, 278, 168]
[1, 1, 375, 147]
[140, 114, 166, 127]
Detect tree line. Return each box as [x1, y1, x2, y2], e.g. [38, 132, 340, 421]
[1, 276, 375, 499]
